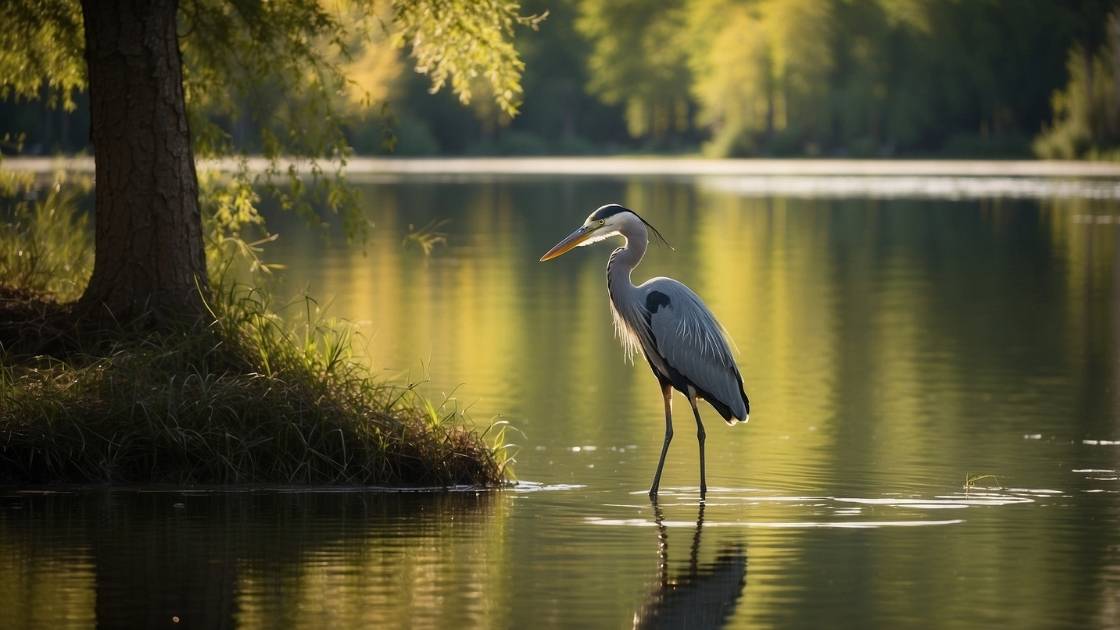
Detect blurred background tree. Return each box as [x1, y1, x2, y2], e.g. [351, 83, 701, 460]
[1035, 2, 1120, 159]
[2, 0, 1120, 160]
[576, 0, 695, 148]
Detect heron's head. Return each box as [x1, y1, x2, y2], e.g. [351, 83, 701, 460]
[539, 204, 671, 262]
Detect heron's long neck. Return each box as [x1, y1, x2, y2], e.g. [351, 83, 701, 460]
[606, 229, 648, 299]
[605, 222, 651, 362]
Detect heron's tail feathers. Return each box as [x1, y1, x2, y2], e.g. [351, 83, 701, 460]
[724, 408, 749, 425]
[727, 376, 750, 425]
[693, 371, 750, 424]
[719, 393, 749, 425]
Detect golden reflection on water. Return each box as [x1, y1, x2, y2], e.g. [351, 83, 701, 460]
[265, 181, 1119, 495]
[4, 177, 1120, 629]
[233, 493, 509, 629]
[0, 538, 96, 628]
[257, 178, 1120, 627]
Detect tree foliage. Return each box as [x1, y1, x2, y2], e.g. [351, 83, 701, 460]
[0, 0, 543, 325]
[577, 0, 1120, 158]
[1035, 10, 1120, 159]
[576, 0, 692, 142]
[0, 0, 539, 159]
[4, 0, 1120, 159]
[395, 0, 545, 117]
[0, 1, 84, 111]
[686, 0, 834, 155]
[673, 0, 1100, 156]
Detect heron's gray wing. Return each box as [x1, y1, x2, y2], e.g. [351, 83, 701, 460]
[643, 278, 748, 421]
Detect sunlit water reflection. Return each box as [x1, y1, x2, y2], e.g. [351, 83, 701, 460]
[3, 173, 1120, 628]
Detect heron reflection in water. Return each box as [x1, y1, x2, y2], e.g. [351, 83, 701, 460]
[633, 502, 748, 629]
[540, 205, 752, 497]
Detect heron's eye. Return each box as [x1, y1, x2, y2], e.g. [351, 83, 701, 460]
[598, 220, 606, 227]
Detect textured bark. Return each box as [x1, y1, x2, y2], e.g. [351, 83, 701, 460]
[78, 0, 208, 324]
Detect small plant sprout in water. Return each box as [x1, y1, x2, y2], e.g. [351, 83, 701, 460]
[403, 219, 450, 255]
[482, 418, 523, 482]
[964, 473, 1003, 494]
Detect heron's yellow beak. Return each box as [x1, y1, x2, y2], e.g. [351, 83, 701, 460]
[539, 225, 595, 262]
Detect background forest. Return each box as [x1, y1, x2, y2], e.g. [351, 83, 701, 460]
[3, 0, 1119, 160]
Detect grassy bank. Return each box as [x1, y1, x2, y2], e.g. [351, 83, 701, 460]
[0, 173, 509, 486]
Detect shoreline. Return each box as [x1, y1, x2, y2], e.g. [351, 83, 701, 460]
[5, 155, 1120, 178]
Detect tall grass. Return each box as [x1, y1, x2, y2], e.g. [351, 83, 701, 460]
[0, 172, 92, 301]
[0, 172, 510, 486]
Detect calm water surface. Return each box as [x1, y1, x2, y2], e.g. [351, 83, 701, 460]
[3, 173, 1120, 628]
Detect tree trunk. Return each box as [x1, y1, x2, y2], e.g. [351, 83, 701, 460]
[78, 0, 208, 324]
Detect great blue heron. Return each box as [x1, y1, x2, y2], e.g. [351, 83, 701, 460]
[540, 204, 750, 498]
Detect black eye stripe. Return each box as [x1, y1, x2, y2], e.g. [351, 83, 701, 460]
[585, 204, 673, 250]
[588, 204, 629, 221]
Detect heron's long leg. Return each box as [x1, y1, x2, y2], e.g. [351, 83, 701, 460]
[688, 391, 707, 496]
[648, 382, 674, 498]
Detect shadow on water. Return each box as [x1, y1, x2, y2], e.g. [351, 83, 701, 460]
[0, 489, 500, 629]
[633, 501, 748, 630]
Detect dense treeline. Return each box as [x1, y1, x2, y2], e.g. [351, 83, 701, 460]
[2, 0, 1119, 158]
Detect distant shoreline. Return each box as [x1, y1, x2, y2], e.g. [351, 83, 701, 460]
[6, 155, 1120, 178]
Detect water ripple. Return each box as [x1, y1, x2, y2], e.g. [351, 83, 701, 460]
[586, 516, 964, 529]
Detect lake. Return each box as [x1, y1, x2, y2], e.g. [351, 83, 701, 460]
[3, 166, 1119, 628]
